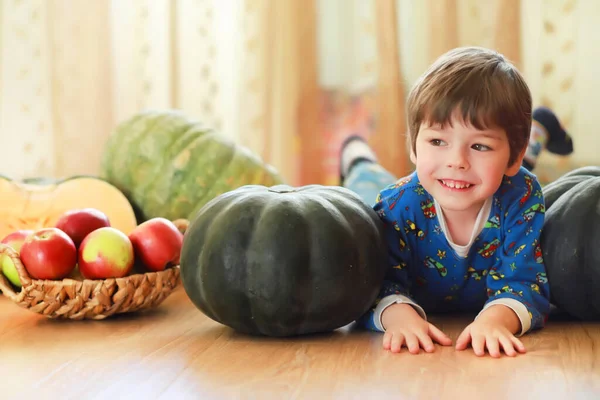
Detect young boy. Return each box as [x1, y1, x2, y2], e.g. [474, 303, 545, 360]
[341, 47, 551, 358]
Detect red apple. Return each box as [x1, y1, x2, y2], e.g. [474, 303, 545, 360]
[78, 227, 134, 279]
[55, 208, 111, 247]
[129, 217, 183, 272]
[0, 230, 34, 287]
[19, 228, 77, 280]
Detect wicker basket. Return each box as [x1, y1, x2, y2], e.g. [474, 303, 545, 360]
[0, 219, 188, 320]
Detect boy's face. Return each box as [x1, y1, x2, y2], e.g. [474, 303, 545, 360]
[410, 115, 523, 216]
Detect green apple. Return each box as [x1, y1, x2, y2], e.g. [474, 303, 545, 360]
[78, 227, 134, 279]
[1, 230, 34, 287]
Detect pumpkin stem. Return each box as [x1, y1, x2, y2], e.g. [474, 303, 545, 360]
[267, 185, 296, 194]
[172, 219, 189, 235]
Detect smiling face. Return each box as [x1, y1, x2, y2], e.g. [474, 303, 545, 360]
[404, 47, 533, 219]
[411, 113, 524, 217]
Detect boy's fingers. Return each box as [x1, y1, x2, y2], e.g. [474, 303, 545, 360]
[382, 332, 392, 350]
[511, 336, 527, 353]
[390, 333, 405, 353]
[499, 336, 517, 357]
[471, 333, 486, 356]
[429, 324, 453, 346]
[455, 327, 471, 350]
[486, 337, 501, 358]
[405, 333, 421, 354]
[417, 332, 435, 353]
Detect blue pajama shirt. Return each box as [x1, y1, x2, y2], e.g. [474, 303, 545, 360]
[354, 166, 551, 335]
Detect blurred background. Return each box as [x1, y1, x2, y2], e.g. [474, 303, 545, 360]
[0, 0, 597, 187]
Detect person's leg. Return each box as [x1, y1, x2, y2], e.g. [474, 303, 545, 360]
[523, 106, 574, 171]
[339, 135, 398, 206]
[344, 160, 398, 206]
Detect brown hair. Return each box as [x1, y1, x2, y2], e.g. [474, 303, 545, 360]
[406, 46, 532, 167]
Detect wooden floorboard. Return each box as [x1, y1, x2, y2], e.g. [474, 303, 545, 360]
[1, 288, 599, 399]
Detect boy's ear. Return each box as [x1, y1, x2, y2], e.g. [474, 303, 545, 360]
[410, 148, 417, 165]
[505, 146, 527, 176]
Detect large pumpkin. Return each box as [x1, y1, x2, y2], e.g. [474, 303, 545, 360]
[179, 184, 388, 337]
[542, 165, 600, 209]
[0, 175, 138, 239]
[100, 110, 285, 223]
[541, 166, 600, 320]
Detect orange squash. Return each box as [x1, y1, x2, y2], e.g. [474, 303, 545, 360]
[0, 175, 138, 239]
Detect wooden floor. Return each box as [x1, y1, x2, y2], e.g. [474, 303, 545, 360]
[1, 288, 599, 400]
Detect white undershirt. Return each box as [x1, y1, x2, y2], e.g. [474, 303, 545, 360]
[433, 197, 492, 257]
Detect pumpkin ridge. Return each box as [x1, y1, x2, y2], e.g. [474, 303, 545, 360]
[100, 113, 147, 180]
[209, 156, 263, 198]
[164, 134, 234, 221]
[135, 122, 199, 189]
[186, 133, 237, 209]
[101, 113, 164, 199]
[543, 175, 591, 209]
[126, 117, 197, 213]
[162, 131, 219, 219]
[205, 147, 270, 202]
[244, 150, 279, 185]
[561, 165, 600, 179]
[248, 194, 312, 335]
[329, 188, 387, 279]
[108, 113, 196, 220]
[129, 112, 189, 165]
[133, 123, 205, 219]
[246, 193, 287, 334]
[206, 193, 266, 331]
[302, 193, 358, 331]
[319, 188, 379, 235]
[137, 131, 218, 221]
[104, 111, 172, 188]
[180, 191, 239, 322]
[162, 127, 213, 188]
[316, 189, 387, 311]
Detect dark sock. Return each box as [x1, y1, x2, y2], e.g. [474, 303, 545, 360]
[533, 107, 574, 155]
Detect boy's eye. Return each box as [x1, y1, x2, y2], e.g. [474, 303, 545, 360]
[472, 144, 492, 151]
[430, 139, 446, 146]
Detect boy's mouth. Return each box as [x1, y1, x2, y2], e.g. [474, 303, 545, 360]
[438, 179, 473, 190]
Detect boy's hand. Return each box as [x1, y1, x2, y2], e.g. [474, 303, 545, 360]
[455, 304, 526, 357]
[381, 303, 453, 354]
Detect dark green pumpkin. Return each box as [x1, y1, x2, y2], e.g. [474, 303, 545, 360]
[180, 184, 388, 337]
[543, 166, 600, 209]
[541, 166, 600, 320]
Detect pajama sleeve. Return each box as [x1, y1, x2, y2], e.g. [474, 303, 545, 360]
[476, 174, 550, 336]
[355, 190, 427, 332]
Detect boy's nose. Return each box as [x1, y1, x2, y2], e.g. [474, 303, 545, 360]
[446, 149, 469, 170]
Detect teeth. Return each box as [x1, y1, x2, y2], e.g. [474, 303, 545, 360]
[441, 180, 471, 189]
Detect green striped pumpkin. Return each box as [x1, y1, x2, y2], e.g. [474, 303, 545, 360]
[100, 110, 285, 222]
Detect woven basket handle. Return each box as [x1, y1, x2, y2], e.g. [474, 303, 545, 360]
[0, 243, 32, 299]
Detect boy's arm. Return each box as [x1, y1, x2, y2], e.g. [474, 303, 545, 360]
[355, 191, 426, 332]
[477, 176, 550, 336]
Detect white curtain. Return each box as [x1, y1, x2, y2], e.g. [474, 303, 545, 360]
[0, 0, 252, 180]
[0, 0, 597, 186]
